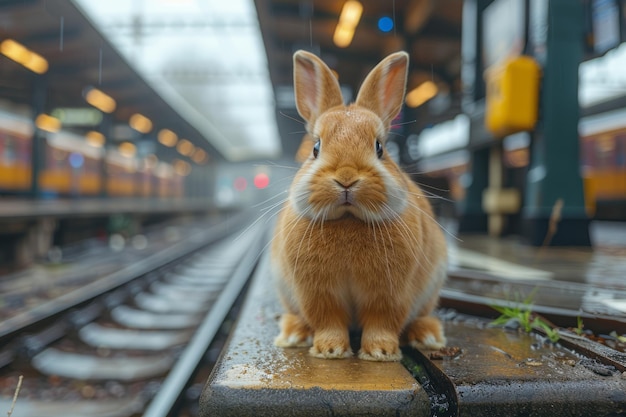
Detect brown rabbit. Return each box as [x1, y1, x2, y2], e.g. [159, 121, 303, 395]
[271, 50, 447, 362]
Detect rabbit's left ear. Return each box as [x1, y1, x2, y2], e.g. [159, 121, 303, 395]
[355, 52, 409, 128]
[293, 50, 344, 126]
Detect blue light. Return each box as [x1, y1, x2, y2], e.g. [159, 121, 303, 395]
[378, 16, 394, 33]
[69, 152, 84, 169]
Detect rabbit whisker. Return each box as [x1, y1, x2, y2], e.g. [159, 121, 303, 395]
[254, 190, 290, 209]
[401, 199, 461, 242]
[390, 119, 417, 128]
[404, 188, 455, 203]
[380, 203, 434, 274]
[279, 111, 305, 125]
[254, 162, 299, 171]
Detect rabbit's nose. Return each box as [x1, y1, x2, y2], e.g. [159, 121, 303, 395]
[334, 167, 359, 189]
[334, 179, 359, 189]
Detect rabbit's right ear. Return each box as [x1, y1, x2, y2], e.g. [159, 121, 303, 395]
[293, 50, 343, 125]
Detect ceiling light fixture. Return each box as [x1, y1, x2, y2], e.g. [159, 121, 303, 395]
[333, 1, 363, 48]
[158, 129, 178, 147]
[405, 80, 438, 108]
[35, 114, 61, 132]
[129, 113, 153, 134]
[118, 141, 137, 158]
[85, 131, 106, 148]
[0, 39, 48, 74]
[176, 138, 195, 156]
[84, 87, 116, 113]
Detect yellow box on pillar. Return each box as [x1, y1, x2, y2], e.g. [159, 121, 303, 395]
[484, 56, 541, 137]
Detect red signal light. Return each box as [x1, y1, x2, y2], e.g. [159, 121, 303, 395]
[254, 173, 270, 189]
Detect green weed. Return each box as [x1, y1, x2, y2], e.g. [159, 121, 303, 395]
[490, 291, 560, 343]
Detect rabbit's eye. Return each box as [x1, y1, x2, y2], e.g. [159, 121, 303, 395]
[313, 140, 320, 158]
[375, 140, 383, 159]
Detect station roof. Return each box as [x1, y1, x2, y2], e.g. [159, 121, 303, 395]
[256, 0, 463, 159]
[0, 0, 463, 163]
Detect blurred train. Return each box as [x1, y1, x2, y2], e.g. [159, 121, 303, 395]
[579, 108, 626, 218]
[0, 108, 190, 198]
[415, 109, 626, 220]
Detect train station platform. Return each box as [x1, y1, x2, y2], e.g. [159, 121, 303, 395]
[446, 220, 626, 328]
[201, 220, 626, 417]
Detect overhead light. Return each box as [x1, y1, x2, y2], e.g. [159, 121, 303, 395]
[129, 113, 153, 134]
[333, 1, 363, 48]
[84, 87, 116, 113]
[0, 39, 48, 74]
[158, 128, 178, 147]
[191, 148, 207, 164]
[176, 138, 195, 156]
[405, 80, 438, 108]
[85, 130, 106, 148]
[35, 114, 61, 132]
[118, 141, 136, 158]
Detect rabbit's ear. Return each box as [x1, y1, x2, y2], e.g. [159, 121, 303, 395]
[293, 50, 344, 124]
[355, 52, 409, 128]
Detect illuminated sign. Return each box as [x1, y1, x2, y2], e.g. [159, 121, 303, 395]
[51, 108, 103, 126]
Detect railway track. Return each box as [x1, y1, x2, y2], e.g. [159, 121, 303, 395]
[0, 214, 266, 417]
[3, 211, 626, 417]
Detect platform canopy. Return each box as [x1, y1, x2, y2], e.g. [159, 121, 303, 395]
[0, 0, 463, 162]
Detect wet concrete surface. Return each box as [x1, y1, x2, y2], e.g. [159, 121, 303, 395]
[202, 247, 626, 416]
[447, 221, 626, 321]
[430, 317, 626, 416]
[200, 255, 430, 417]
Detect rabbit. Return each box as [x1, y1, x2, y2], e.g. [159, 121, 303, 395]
[271, 50, 447, 362]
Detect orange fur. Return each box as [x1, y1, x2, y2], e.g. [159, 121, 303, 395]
[271, 51, 447, 361]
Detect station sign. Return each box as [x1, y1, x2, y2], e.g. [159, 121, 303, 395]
[50, 107, 102, 126]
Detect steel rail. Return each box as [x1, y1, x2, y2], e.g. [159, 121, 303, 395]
[142, 222, 267, 417]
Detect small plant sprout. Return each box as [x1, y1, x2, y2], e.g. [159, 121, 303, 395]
[490, 291, 560, 343]
[574, 316, 584, 336]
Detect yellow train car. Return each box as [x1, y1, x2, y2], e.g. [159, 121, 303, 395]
[579, 109, 626, 218]
[42, 131, 103, 195]
[106, 149, 138, 197]
[0, 109, 33, 192]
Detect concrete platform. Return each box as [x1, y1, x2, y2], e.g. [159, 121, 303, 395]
[436, 317, 626, 416]
[201, 249, 626, 416]
[446, 221, 626, 324]
[200, 255, 430, 417]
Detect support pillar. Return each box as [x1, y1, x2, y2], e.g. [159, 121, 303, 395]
[458, 147, 489, 233]
[522, 0, 591, 246]
[30, 74, 47, 198]
[98, 114, 112, 198]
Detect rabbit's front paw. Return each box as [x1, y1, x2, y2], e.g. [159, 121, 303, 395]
[309, 328, 352, 359]
[358, 332, 402, 362]
[274, 313, 313, 347]
[405, 315, 446, 350]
